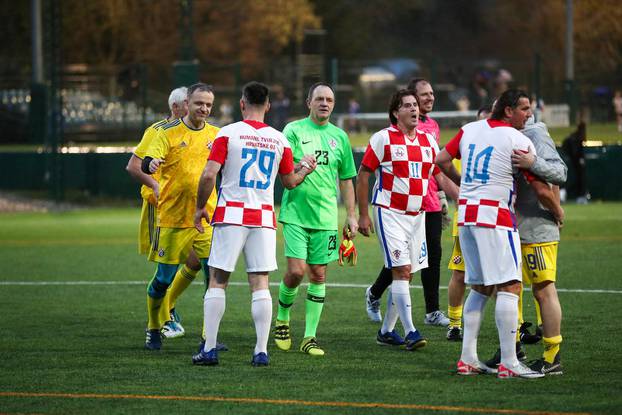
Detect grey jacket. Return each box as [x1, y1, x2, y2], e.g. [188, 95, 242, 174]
[515, 117, 567, 244]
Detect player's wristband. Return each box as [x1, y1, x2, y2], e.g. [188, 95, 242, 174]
[141, 156, 154, 174]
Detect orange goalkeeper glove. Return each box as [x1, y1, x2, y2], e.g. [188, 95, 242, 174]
[338, 231, 357, 266]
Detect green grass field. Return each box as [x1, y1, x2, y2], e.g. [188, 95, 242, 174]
[349, 122, 622, 148]
[1, 203, 622, 414]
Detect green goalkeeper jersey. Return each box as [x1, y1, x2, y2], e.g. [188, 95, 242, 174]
[278, 117, 357, 230]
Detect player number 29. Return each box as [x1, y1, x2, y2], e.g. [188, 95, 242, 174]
[464, 144, 494, 184]
[239, 148, 276, 190]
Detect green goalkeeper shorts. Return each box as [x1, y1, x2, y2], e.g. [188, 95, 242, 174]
[283, 223, 339, 265]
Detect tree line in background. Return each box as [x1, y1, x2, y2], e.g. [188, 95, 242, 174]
[1, 0, 621, 96]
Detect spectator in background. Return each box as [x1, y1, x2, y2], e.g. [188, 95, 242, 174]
[613, 90, 622, 133]
[268, 85, 290, 131]
[348, 97, 361, 132]
[219, 99, 233, 126]
[530, 94, 545, 122]
[562, 122, 589, 203]
[492, 69, 513, 97]
[456, 95, 470, 112]
[469, 71, 490, 110]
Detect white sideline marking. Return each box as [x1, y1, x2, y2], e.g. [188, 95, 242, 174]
[0, 280, 621, 294]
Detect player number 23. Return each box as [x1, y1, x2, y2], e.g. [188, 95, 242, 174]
[464, 144, 494, 184]
[314, 150, 329, 165]
[239, 148, 276, 190]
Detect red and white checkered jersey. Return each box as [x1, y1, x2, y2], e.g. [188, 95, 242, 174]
[445, 119, 536, 231]
[361, 125, 440, 215]
[208, 120, 294, 229]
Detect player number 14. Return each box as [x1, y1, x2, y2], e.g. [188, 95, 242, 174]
[464, 144, 494, 184]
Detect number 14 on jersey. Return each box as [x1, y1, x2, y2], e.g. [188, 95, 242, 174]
[464, 144, 494, 184]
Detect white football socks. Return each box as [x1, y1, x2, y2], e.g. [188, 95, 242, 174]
[380, 288, 399, 334]
[460, 289, 489, 363]
[202, 287, 226, 352]
[391, 280, 416, 335]
[495, 291, 520, 367]
[251, 289, 272, 355]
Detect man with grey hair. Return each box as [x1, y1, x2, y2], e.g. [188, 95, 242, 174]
[126, 87, 193, 340]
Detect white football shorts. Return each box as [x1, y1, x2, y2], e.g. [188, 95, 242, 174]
[373, 206, 428, 272]
[208, 224, 277, 273]
[459, 225, 522, 286]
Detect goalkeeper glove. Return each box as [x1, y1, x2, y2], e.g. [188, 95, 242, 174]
[338, 230, 357, 266]
[438, 190, 451, 230]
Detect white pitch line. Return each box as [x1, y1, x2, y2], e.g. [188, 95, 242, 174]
[1, 280, 621, 294]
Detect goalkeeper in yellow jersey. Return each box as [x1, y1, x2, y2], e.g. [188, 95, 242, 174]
[139, 83, 220, 351]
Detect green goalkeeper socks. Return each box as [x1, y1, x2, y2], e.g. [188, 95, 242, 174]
[277, 281, 299, 322]
[304, 282, 326, 338]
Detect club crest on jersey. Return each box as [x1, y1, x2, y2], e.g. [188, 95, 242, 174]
[328, 138, 337, 149]
[394, 147, 405, 158]
[207, 141, 213, 150]
[158, 249, 165, 257]
[452, 255, 462, 264]
[392, 249, 401, 260]
[180, 141, 188, 148]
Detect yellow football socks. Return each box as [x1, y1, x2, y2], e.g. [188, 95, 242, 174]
[448, 305, 463, 328]
[543, 335, 562, 363]
[167, 265, 199, 310]
[147, 295, 165, 330]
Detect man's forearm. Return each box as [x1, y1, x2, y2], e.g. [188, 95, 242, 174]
[340, 180, 356, 217]
[355, 173, 370, 216]
[531, 181, 563, 220]
[196, 175, 215, 209]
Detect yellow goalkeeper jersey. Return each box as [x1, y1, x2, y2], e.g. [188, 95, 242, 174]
[133, 118, 168, 203]
[146, 118, 219, 228]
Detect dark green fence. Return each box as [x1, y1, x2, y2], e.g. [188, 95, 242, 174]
[1, 146, 621, 201]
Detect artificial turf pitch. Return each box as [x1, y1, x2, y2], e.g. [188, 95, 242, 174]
[1, 202, 621, 414]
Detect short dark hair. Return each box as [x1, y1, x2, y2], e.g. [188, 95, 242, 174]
[491, 89, 529, 120]
[242, 81, 270, 106]
[407, 78, 429, 91]
[187, 83, 214, 97]
[307, 82, 334, 102]
[388, 89, 417, 125]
